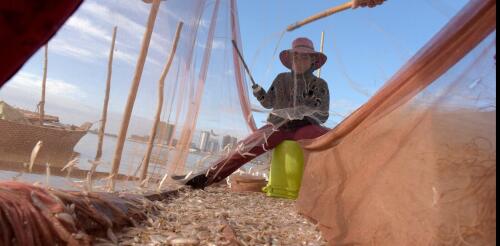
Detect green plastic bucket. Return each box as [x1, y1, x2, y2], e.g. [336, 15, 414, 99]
[262, 140, 304, 199]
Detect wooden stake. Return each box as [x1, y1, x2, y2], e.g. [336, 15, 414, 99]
[39, 45, 48, 125]
[140, 22, 184, 183]
[317, 31, 325, 78]
[108, 0, 161, 191]
[286, 1, 353, 32]
[95, 26, 117, 162]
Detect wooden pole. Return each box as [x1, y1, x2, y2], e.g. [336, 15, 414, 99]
[140, 22, 184, 183]
[39, 44, 48, 125]
[95, 26, 117, 162]
[317, 31, 325, 78]
[108, 0, 161, 191]
[286, 1, 353, 32]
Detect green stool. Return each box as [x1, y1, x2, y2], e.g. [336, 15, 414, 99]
[262, 140, 304, 199]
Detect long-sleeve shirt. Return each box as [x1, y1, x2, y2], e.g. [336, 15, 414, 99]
[254, 72, 330, 127]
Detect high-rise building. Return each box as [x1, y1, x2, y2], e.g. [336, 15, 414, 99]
[231, 136, 238, 147]
[156, 121, 175, 145]
[210, 140, 220, 153]
[222, 135, 232, 149]
[199, 131, 211, 152]
[222, 135, 238, 150]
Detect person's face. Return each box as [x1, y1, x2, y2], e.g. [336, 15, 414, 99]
[291, 52, 313, 74]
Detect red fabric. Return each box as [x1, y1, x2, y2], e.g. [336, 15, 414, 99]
[206, 124, 329, 185]
[0, 0, 83, 87]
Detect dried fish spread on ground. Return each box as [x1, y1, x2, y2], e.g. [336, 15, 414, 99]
[116, 186, 326, 245]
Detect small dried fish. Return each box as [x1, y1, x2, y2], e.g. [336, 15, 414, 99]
[114, 186, 326, 245]
[170, 237, 199, 245]
[61, 157, 79, 172]
[56, 212, 77, 231]
[61, 157, 79, 179]
[106, 228, 118, 244]
[45, 162, 51, 187]
[157, 172, 169, 191]
[29, 140, 43, 172]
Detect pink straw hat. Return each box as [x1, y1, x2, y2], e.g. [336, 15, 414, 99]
[279, 37, 327, 70]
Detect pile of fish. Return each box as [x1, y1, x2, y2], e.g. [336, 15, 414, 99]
[0, 181, 326, 245]
[0, 181, 154, 245]
[117, 186, 326, 245]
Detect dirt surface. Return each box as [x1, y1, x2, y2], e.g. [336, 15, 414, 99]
[113, 186, 326, 246]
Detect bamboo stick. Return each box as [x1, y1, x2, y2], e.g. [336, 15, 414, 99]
[39, 44, 48, 125]
[286, 1, 353, 32]
[317, 31, 325, 78]
[108, 0, 161, 191]
[95, 26, 117, 162]
[140, 22, 184, 183]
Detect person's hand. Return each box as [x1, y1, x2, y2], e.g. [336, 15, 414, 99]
[252, 84, 262, 93]
[352, 0, 386, 9]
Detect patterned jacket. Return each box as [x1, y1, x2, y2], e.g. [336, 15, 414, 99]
[253, 72, 330, 127]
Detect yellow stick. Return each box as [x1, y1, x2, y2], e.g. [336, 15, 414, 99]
[140, 22, 184, 183]
[287, 1, 353, 32]
[95, 26, 117, 162]
[39, 45, 48, 125]
[108, 0, 161, 191]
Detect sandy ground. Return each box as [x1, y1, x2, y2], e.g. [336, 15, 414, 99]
[111, 186, 326, 246]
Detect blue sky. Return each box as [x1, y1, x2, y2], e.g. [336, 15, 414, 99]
[236, 0, 469, 127]
[0, 0, 469, 137]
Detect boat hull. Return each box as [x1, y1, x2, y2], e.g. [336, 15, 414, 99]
[0, 119, 87, 167]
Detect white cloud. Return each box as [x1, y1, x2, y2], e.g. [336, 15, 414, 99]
[199, 19, 210, 29]
[331, 99, 359, 117]
[66, 16, 112, 42]
[86, 2, 145, 34]
[80, 2, 165, 51]
[50, 39, 103, 63]
[1, 72, 97, 126]
[4, 72, 87, 99]
[41, 1, 186, 70]
[113, 49, 137, 65]
[195, 39, 226, 50]
[111, 0, 183, 21]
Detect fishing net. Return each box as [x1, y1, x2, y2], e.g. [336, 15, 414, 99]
[297, 0, 496, 244]
[0, 0, 261, 191]
[0, 0, 496, 245]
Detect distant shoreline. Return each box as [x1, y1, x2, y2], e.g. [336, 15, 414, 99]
[88, 129, 118, 138]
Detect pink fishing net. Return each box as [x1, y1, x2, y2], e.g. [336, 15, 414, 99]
[0, 0, 259, 189]
[297, 0, 496, 244]
[0, 0, 496, 244]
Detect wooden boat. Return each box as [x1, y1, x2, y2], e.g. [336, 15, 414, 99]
[0, 101, 89, 167]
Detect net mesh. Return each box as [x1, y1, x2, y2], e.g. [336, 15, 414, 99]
[297, 0, 496, 244]
[0, 0, 496, 244]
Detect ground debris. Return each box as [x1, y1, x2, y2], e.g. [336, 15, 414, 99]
[116, 186, 326, 245]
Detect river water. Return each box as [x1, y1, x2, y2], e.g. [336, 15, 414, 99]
[0, 133, 219, 190]
[0, 132, 267, 190]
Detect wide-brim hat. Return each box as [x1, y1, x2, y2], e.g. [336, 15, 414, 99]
[279, 37, 327, 71]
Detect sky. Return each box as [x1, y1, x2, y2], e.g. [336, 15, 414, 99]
[0, 0, 470, 138]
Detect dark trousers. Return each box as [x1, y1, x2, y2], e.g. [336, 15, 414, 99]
[205, 124, 329, 185]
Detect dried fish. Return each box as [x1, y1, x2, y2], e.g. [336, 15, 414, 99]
[61, 157, 79, 172]
[170, 237, 200, 245]
[45, 162, 51, 187]
[106, 227, 118, 244]
[114, 186, 326, 245]
[29, 140, 43, 172]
